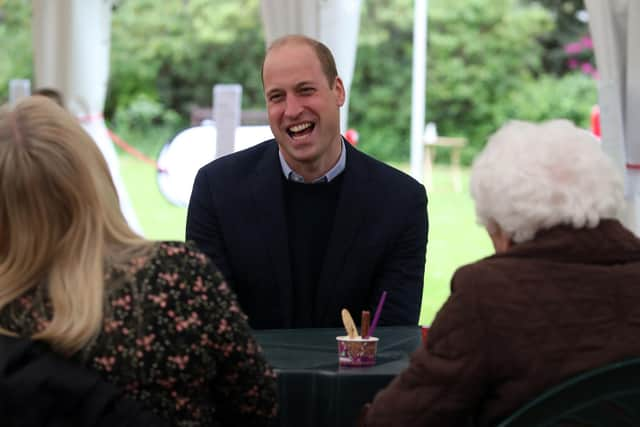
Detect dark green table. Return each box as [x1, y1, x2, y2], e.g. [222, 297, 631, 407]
[254, 326, 421, 427]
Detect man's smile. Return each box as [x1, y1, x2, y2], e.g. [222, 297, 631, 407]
[286, 121, 315, 139]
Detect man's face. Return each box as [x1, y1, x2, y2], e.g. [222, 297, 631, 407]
[262, 42, 345, 177]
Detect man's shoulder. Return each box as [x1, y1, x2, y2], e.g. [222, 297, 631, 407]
[199, 139, 276, 178]
[350, 146, 425, 194]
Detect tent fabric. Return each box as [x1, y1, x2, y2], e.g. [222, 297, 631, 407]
[586, 0, 640, 234]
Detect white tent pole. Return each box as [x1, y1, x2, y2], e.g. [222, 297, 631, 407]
[410, 0, 428, 182]
[260, 0, 362, 133]
[32, 0, 142, 234]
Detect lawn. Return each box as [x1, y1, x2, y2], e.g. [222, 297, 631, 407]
[119, 155, 493, 325]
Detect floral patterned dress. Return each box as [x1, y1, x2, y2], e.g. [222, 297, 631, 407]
[0, 241, 278, 427]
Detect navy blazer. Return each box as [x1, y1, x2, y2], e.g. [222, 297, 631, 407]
[186, 139, 428, 329]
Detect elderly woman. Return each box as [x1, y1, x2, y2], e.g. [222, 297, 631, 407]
[0, 96, 277, 426]
[364, 119, 640, 426]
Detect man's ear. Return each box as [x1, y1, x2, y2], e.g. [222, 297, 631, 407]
[334, 77, 346, 107]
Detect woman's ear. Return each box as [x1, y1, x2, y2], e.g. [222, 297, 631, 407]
[487, 223, 513, 254]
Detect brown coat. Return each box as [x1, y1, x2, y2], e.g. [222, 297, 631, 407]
[366, 219, 640, 427]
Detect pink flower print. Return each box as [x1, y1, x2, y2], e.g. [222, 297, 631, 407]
[95, 356, 116, 372]
[148, 292, 168, 308]
[34, 315, 50, 332]
[104, 319, 124, 333]
[157, 377, 177, 389]
[19, 296, 33, 309]
[223, 342, 234, 357]
[192, 251, 207, 263]
[159, 272, 179, 287]
[217, 318, 230, 334]
[217, 281, 230, 293]
[175, 312, 201, 331]
[168, 355, 190, 370]
[192, 276, 206, 293]
[170, 391, 190, 410]
[136, 334, 156, 351]
[164, 244, 186, 256]
[129, 256, 149, 269]
[111, 295, 132, 310]
[567, 58, 578, 69]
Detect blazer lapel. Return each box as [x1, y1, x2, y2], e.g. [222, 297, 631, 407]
[315, 143, 367, 322]
[250, 142, 294, 327]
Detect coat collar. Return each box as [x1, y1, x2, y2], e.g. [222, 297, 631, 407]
[494, 219, 640, 265]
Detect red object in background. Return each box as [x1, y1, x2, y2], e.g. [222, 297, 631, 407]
[345, 128, 359, 145]
[421, 326, 429, 347]
[591, 104, 601, 138]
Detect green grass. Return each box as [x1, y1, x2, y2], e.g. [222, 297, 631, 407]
[419, 165, 493, 325]
[119, 155, 493, 326]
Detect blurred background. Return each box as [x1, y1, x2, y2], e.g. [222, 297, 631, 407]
[0, 0, 597, 324]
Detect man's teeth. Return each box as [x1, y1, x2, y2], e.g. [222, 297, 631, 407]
[289, 122, 312, 133]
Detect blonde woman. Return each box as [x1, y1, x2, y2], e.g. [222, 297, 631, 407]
[0, 96, 278, 426]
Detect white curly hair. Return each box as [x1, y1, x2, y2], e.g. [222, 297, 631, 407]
[470, 119, 624, 243]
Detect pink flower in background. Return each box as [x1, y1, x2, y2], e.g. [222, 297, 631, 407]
[564, 42, 582, 54]
[581, 62, 595, 74]
[563, 34, 597, 78]
[580, 36, 593, 49]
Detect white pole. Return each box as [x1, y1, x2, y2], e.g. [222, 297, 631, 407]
[410, 0, 428, 181]
[32, 0, 142, 234]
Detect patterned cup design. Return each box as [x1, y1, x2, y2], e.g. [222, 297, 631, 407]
[336, 336, 379, 367]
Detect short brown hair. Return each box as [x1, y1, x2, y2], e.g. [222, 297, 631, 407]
[33, 87, 64, 107]
[261, 35, 338, 87]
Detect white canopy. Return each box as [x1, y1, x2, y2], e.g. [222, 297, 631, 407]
[586, 0, 640, 234]
[32, 0, 142, 234]
[260, 0, 362, 133]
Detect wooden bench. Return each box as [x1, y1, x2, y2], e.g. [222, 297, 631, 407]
[423, 136, 468, 193]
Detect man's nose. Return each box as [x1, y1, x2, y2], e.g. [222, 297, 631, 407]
[284, 96, 303, 117]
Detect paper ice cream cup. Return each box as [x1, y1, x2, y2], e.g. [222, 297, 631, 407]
[336, 336, 379, 367]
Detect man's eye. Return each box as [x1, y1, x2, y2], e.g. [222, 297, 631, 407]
[300, 87, 314, 95]
[269, 94, 283, 102]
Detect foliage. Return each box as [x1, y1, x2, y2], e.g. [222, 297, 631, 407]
[526, 0, 590, 75]
[108, 0, 266, 120]
[422, 0, 554, 161]
[0, 0, 600, 166]
[109, 94, 183, 156]
[0, 0, 32, 103]
[563, 35, 596, 77]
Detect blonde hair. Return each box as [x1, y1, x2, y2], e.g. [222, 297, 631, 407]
[0, 96, 151, 355]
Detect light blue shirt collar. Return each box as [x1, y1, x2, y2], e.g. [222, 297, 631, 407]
[278, 138, 347, 184]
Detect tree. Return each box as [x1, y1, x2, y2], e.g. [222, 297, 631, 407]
[0, 0, 32, 102]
